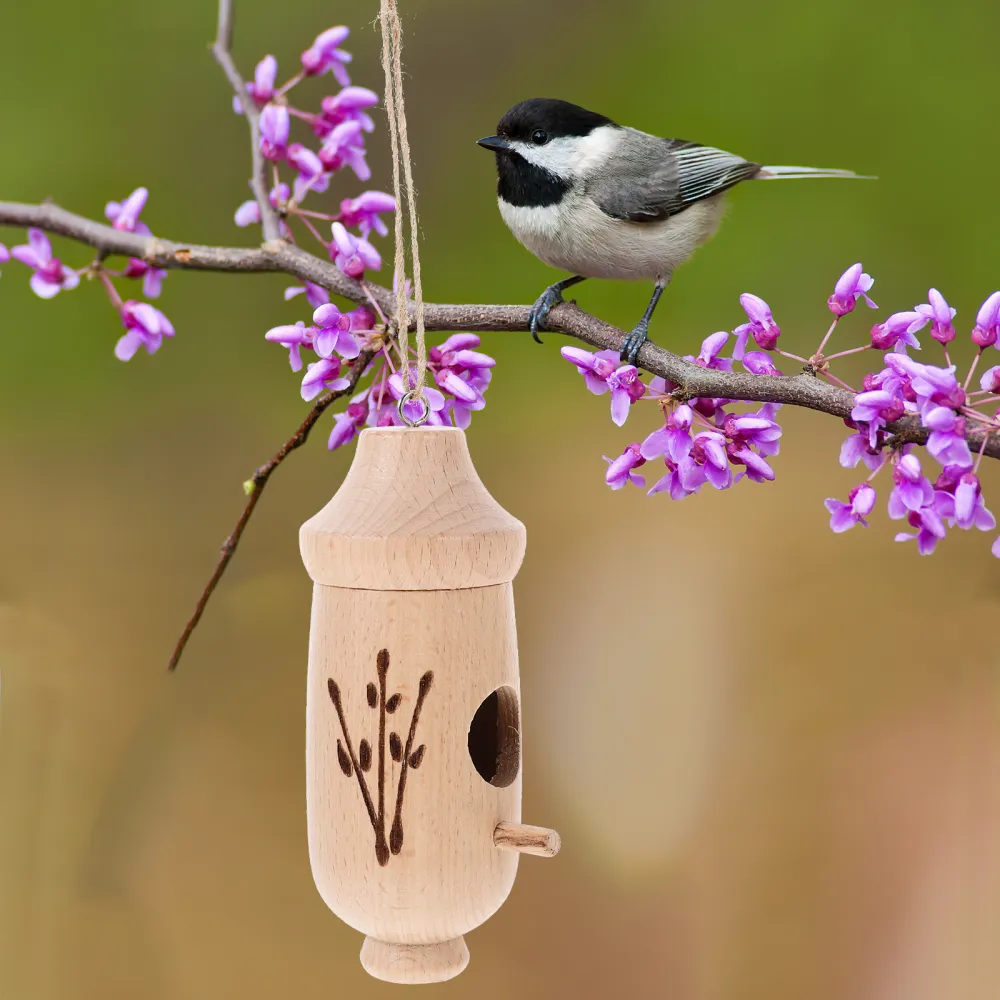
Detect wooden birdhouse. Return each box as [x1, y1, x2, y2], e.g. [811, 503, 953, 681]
[300, 425, 560, 984]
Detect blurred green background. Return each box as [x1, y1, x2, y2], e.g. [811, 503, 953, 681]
[2, 0, 1000, 997]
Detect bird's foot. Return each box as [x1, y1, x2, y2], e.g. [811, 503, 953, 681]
[528, 284, 567, 344]
[619, 322, 651, 366]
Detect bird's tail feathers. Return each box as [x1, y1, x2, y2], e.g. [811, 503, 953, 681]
[756, 165, 876, 180]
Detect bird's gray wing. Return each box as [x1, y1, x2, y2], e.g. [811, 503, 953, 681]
[590, 131, 762, 223]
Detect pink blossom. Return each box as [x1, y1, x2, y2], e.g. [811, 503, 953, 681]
[886, 452, 934, 516]
[317, 87, 378, 137]
[338, 191, 396, 237]
[560, 346, 645, 424]
[915, 288, 957, 344]
[691, 331, 733, 372]
[234, 183, 290, 228]
[265, 320, 313, 371]
[259, 103, 290, 161]
[329, 400, 368, 451]
[923, 406, 973, 468]
[288, 143, 329, 202]
[560, 346, 619, 394]
[318, 120, 370, 181]
[724, 405, 783, 458]
[102, 188, 168, 297]
[828, 263, 877, 317]
[950, 473, 996, 532]
[121, 258, 167, 299]
[301, 355, 350, 401]
[972, 291, 1000, 348]
[312, 303, 360, 359]
[870, 310, 925, 351]
[679, 432, 731, 491]
[895, 506, 947, 555]
[730, 446, 775, 483]
[742, 351, 783, 376]
[640, 405, 693, 464]
[980, 365, 1000, 393]
[114, 301, 174, 361]
[604, 443, 646, 490]
[301, 27, 352, 85]
[840, 430, 885, 471]
[330, 221, 381, 277]
[606, 365, 646, 426]
[284, 282, 330, 309]
[733, 293, 780, 358]
[824, 483, 877, 532]
[10, 229, 80, 298]
[233, 55, 278, 113]
[646, 457, 692, 500]
[106, 187, 150, 234]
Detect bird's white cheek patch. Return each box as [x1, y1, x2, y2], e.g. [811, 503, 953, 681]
[509, 126, 620, 180]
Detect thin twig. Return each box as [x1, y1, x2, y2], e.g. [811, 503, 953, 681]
[166, 350, 374, 670]
[211, 0, 282, 242]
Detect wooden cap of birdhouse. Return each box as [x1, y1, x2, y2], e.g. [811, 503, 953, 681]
[300, 427, 526, 591]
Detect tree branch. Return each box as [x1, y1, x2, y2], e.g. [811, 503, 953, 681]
[4, 194, 1000, 669]
[166, 349, 375, 671]
[2, 198, 998, 459]
[211, 0, 282, 242]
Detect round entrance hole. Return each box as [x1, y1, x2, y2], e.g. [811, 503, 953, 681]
[467, 686, 520, 788]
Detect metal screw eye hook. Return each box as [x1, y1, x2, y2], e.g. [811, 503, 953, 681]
[397, 388, 430, 428]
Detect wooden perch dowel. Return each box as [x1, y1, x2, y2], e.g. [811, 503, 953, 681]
[494, 821, 561, 858]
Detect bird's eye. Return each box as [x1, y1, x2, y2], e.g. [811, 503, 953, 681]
[531, 129, 549, 145]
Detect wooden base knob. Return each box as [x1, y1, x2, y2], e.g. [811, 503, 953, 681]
[360, 936, 470, 984]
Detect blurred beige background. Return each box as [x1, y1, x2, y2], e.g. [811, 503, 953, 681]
[2, 0, 1000, 997]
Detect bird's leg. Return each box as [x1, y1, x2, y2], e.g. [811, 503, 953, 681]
[528, 275, 586, 344]
[620, 275, 671, 367]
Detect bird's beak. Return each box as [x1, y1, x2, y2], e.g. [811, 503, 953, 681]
[476, 135, 510, 153]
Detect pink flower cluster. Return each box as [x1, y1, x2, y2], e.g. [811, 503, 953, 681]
[562, 311, 783, 497]
[832, 279, 1000, 557]
[1, 189, 174, 361]
[561, 263, 1000, 560]
[326, 334, 497, 448]
[0, 22, 395, 375]
[233, 26, 396, 280]
[250, 26, 498, 437]
[265, 275, 496, 437]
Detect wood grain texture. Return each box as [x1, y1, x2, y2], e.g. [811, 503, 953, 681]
[300, 427, 526, 591]
[300, 426, 558, 983]
[360, 936, 470, 984]
[306, 586, 521, 979]
[494, 822, 562, 858]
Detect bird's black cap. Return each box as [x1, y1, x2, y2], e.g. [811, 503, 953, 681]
[495, 98, 615, 142]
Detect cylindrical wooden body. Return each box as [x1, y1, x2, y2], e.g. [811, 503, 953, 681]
[305, 585, 521, 936]
[300, 427, 529, 984]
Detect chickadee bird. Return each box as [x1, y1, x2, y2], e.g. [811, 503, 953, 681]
[477, 98, 869, 365]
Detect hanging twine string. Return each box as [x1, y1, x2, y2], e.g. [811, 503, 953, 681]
[379, 0, 427, 403]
